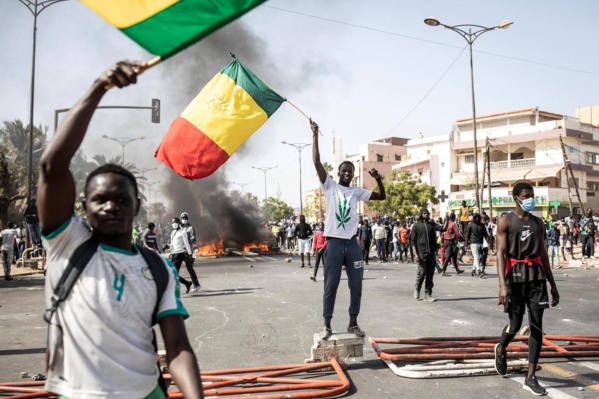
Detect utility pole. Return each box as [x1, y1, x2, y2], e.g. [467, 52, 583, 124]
[486, 136, 493, 218]
[559, 135, 584, 213]
[559, 135, 574, 215]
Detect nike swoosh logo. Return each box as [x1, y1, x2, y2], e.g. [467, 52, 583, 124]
[521, 231, 532, 241]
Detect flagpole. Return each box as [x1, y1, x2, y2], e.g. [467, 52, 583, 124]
[104, 56, 162, 90]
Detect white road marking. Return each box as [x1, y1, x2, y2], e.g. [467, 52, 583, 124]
[579, 362, 599, 372]
[508, 376, 579, 399]
[260, 256, 277, 261]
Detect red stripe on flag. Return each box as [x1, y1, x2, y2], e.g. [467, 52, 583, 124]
[154, 117, 229, 179]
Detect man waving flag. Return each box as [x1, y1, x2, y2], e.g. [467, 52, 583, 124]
[155, 57, 286, 179]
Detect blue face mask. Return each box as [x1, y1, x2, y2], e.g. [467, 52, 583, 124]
[518, 197, 536, 212]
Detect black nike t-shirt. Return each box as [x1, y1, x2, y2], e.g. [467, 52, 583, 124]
[506, 212, 546, 284]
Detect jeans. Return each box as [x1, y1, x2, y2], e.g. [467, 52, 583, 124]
[393, 242, 400, 261]
[415, 253, 436, 295]
[323, 237, 364, 324]
[548, 245, 560, 267]
[582, 235, 594, 257]
[27, 223, 41, 246]
[170, 252, 199, 288]
[471, 243, 482, 272]
[375, 238, 386, 261]
[2, 249, 13, 277]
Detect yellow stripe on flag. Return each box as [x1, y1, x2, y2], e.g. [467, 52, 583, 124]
[80, 0, 180, 29]
[181, 73, 268, 156]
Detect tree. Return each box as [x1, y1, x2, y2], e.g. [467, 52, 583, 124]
[367, 170, 439, 219]
[261, 197, 295, 222]
[0, 120, 47, 225]
[244, 192, 259, 207]
[149, 202, 166, 223]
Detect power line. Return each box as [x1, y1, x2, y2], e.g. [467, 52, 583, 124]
[385, 45, 467, 135]
[262, 5, 599, 77]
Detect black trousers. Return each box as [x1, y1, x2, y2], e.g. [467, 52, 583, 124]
[442, 240, 459, 272]
[415, 254, 436, 295]
[361, 239, 371, 263]
[170, 252, 200, 287]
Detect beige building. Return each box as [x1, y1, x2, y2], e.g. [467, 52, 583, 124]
[333, 137, 409, 216]
[304, 188, 325, 222]
[447, 107, 599, 217]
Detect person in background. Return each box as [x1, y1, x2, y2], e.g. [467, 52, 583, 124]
[459, 201, 470, 234]
[547, 222, 561, 268]
[1, 222, 17, 280]
[310, 222, 327, 281]
[359, 219, 373, 265]
[142, 222, 161, 253]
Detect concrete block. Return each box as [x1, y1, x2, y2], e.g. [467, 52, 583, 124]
[306, 331, 365, 365]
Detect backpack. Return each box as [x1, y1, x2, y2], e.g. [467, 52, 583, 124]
[44, 237, 170, 394]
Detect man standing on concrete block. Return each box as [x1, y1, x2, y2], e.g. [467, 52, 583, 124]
[311, 119, 386, 340]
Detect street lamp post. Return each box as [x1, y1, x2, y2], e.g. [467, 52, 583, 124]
[233, 182, 251, 195]
[18, 0, 67, 204]
[281, 141, 311, 216]
[145, 181, 161, 223]
[424, 17, 512, 212]
[252, 166, 277, 200]
[102, 135, 145, 164]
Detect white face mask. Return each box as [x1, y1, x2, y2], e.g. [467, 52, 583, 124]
[172, 223, 179, 229]
[181, 219, 189, 225]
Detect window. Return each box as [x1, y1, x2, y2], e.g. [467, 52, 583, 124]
[418, 168, 423, 176]
[377, 154, 384, 162]
[465, 155, 474, 164]
[587, 181, 599, 191]
[441, 162, 445, 168]
[586, 152, 598, 165]
[568, 177, 580, 188]
[395, 154, 402, 161]
[511, 152, 524, 160]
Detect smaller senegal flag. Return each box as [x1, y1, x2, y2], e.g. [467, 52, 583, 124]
[80, 0, 267, 60]
[155, 59, 286, 179]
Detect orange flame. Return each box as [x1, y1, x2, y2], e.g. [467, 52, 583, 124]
[196, 240, 225, 256]
[242, 243, 270, 253]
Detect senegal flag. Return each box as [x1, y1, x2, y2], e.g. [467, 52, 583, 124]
[155, 59, 286, 179]
[80, 0, 267, 59]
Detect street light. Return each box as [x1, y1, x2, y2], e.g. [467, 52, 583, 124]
[424, 17, 512, 211]
[145, 181, 161, 222]
[233, 182, 251, 195]
[18, 0, 68, 204]
[281, 141, 311, 215]
[252, 166, 277, 200]
[102, 135, 145, 164]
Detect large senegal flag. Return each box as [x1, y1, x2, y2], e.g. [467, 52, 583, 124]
[80, 0, 267, 59]
[155, 59, 286, 179]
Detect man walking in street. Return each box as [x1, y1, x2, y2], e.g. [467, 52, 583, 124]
[547, 223, 561, 268]
[494, 182, 559, 396]
[410, 209, 448, 302]
[359, 219, 372, 265]
[170, 217, 200, 293]
[441, 213, 465, 276]
[142, 222, 161, 253]
[295, 214, 313, 268]
[180, 212, 201, 290]
[466, 213, 489, 277]
[372, 219, 387, 263]
[37, 61, 204, 398]
[311, 119, 386, 339]
[1, 222, 16, 281]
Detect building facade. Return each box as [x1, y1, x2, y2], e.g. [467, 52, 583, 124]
[447, 107, 599, 218]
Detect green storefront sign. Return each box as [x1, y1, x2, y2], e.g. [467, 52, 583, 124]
[448, 196, 547, 208]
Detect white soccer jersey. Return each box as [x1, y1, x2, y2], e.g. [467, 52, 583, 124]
[43, 216, 188, 399]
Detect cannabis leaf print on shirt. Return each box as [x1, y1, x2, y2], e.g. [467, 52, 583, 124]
[336, 192, 351, 229]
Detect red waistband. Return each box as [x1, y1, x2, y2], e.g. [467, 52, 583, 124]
[505, 255, 542, 277]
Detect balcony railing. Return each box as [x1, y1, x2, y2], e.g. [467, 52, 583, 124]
[489, 158, 536, 169]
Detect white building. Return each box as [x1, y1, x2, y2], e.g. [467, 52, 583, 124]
[447, 107, 599, 218]
[392, 134, 456, 216]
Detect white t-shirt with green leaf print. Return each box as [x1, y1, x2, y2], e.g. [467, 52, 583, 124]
[322, 175, 372, 239]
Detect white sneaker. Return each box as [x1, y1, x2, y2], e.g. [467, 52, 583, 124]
[190, 285, 201, 293]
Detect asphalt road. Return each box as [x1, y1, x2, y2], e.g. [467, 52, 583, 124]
[1, 254, 598, 399]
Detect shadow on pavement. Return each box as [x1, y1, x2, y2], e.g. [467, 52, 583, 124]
[189, 288, 262, 297]
[0, 347, 46, 356]
[436, 296, 496, 302]
[0, 277, 45, 288]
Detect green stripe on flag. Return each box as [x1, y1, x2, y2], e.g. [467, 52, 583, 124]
[220, 60, 286, 118]
[121, 0, 267, 59]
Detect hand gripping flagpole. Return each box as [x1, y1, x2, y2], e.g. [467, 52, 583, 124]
[229, 53, 321, 135]
[104, 56, 162, 90]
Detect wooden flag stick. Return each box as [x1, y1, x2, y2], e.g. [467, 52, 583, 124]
[104, 56, 162, 90]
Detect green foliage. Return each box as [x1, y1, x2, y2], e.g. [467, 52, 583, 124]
[367, 170, 438, 218]
[260, 197, 294, 222]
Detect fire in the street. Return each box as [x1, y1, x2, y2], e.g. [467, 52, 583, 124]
[242, 243, 269, 253]
[196, 240, 225, 256]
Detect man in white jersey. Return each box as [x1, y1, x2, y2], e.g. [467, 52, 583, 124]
[38, 61, 203, 399]
[311, 120, 386, 339]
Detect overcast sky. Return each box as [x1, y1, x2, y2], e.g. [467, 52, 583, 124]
[2, 0, 599, 210]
